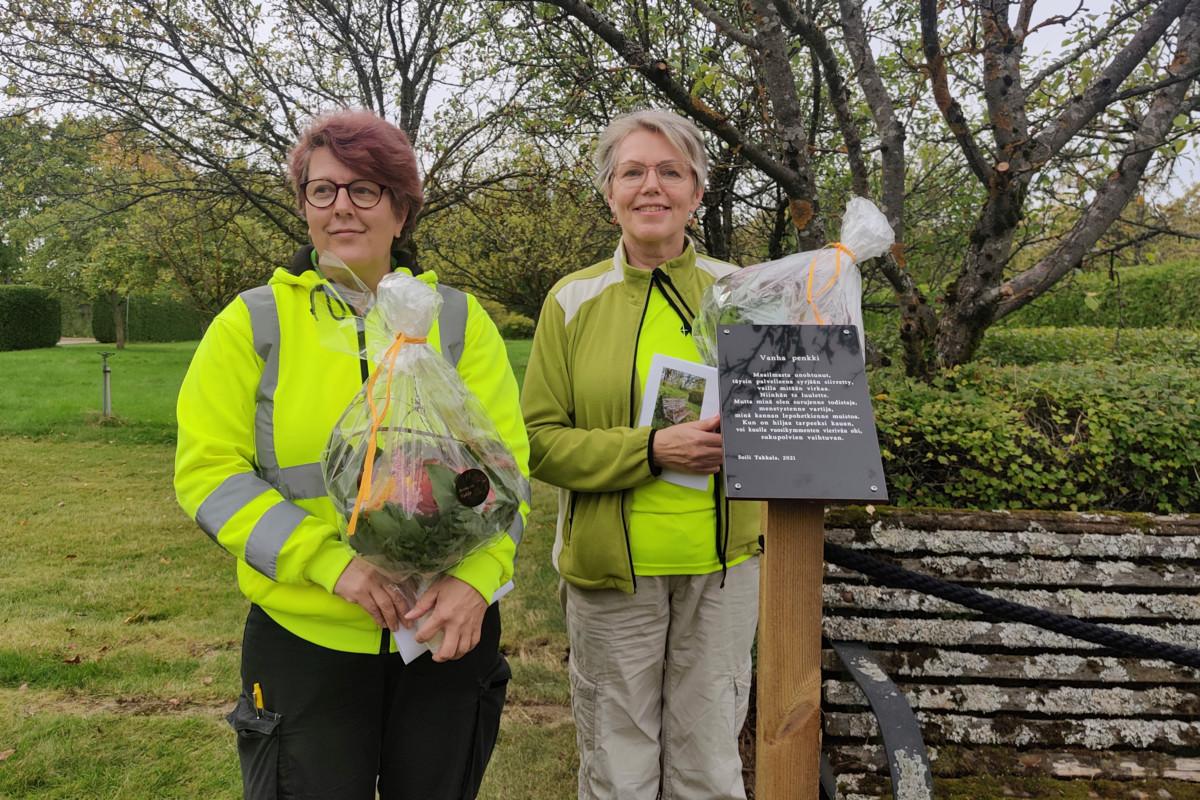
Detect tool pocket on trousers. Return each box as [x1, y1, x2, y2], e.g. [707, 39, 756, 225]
[568, 660, 599, 759]
[459, 653, 511, 799]
[227, 692, 283, 800]
[733, 660, 753, 737]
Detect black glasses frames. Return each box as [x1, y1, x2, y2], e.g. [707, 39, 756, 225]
[301, 179, 389, 209]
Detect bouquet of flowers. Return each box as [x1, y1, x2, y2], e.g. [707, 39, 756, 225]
[693, 196, 895, 364]
[322, 271, 523, 593]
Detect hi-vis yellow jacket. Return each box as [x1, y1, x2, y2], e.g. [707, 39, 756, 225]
[175, 257, 530, 653]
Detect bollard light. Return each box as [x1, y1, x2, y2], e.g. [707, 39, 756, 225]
[99, 351, 114, 418]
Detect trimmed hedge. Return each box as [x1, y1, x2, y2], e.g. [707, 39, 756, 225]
[496, 313, 534, 339]
[93, 295, 205, 343]
[0, 285, 61, 351]
[978, 326, 1200, 367]
[1005, 260, 1200, 329]
[872, 361, 1200, 513]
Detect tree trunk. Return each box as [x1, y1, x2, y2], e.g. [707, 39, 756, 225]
[931, 157, 1026, 367]
[935, 221, 1017, 367]
[111, 292, 127, 351]
[702, 149, 739, 261]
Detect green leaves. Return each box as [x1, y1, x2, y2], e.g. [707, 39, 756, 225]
[872, 360, 1200, 513]
[979, 326, 1200, 368]
[1003, 261, 1200, 332]
[350, 461, 519, 579]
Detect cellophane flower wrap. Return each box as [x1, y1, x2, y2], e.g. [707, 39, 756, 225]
[694, 196, 895, 364]
[322, 272, 523, 591]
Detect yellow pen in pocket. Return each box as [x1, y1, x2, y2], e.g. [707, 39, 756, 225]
[252, 682, 264, 719]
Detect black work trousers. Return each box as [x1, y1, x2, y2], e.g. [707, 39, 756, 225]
[226, 603, 509, 800]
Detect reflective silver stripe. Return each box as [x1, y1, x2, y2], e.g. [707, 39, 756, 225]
[508, 513, 525, 546]
[240, 286, 281, 479]
[244, 500, 308, 580]
[241, 288, 326, 501]
[436, 284, 467, 368]
[256, 461, 324, 500]
[505, 479, 532, 545]
[195, 472, 272, 541]
[274, 463, 326, 500]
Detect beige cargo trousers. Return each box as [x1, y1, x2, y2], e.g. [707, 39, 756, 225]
[563, 557, 760, 799]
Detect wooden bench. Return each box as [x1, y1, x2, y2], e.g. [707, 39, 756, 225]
[820, 508, 1200, 798]
[740, 508, 1200, 798]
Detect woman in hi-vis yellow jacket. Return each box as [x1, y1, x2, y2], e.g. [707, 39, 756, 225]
[175, 109, 529, 800]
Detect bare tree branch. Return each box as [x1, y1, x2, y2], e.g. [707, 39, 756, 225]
[772, 0, 869, 197]
[995, 1, 1200, 319]
[534, 0, 811, 206]
[747, 0, 824, 245]
[686, 0, 756, 48]
[919, 0, 995, 184]
[1025, 0, 1155, 93]
[1029, 0, 1190, 172]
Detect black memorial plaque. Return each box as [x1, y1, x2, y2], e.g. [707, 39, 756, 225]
[717, 324, 888, 502]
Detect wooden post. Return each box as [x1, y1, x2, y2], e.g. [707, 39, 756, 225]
[756, 499, 825, 799]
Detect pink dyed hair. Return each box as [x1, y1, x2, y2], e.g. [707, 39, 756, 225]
[288, 109, 424, 245]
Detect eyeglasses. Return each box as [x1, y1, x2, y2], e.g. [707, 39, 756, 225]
[301, 179, 388, 209]
[613, 160, 693, 186]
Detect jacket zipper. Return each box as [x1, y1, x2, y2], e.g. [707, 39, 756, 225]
[357, 323, 369, 384]
[622, 279, 658, 592]
[567, 490, 579, 541]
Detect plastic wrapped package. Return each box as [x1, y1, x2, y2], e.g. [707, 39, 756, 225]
[322, 270, 523, 596]
[694, 196, 895, 364]
[308, 250, 387, 361]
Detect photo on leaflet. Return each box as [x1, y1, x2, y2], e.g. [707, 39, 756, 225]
[652, 367, 706, 429]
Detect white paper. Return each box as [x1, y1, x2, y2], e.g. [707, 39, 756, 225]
[392, 580, 514, 664]
[636, 354, 720, 490]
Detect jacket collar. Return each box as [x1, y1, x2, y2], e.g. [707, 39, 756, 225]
[613, 237, 698, 284]
[272, 246, 439, 290]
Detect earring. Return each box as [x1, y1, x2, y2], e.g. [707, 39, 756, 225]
[610, 214, 618, 225]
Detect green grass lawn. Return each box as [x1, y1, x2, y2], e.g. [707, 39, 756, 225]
[0, 339, 533, 446]
[3, 341, 1197, 799]
[0, 338, 571, 800]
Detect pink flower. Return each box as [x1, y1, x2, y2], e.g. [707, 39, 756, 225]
[388, 452, 439, 516]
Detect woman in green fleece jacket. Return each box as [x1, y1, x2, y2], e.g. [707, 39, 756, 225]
[521, 110, 761, 800]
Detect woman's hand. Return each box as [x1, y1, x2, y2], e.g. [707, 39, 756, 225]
[404, 575, 488, 663]
[333, 557, 414, 631]
[651, 415, 724, 474]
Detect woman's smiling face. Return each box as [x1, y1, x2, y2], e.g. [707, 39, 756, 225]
[606, 129, 702, 263]
[304, 146, 405, 287]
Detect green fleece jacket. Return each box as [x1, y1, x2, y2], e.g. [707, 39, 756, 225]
[522, 241, 761, 593]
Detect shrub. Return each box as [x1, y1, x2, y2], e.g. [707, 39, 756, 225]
[0, 285, 61, 351]
[978, 326, 1200, 367]
[496, 314, 535, 339]
[473, 298, 535, 340]
[1003, 260, 1200, 329]
[871, 361, 1200, 513]
[93, 295, 205, 343]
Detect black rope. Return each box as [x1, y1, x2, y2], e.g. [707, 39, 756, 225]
[824, 541, 1200, 671]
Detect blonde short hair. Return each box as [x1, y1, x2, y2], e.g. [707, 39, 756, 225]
[593, 110, 708, 193]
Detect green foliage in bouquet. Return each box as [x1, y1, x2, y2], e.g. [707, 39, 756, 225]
[348, 461, 516, 576]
